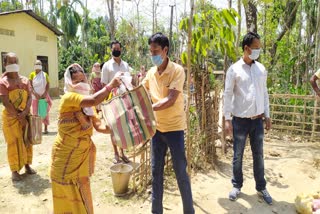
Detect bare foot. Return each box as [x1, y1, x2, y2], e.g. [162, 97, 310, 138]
[25, 165, 37, 174]
[12, 171, 22, 181]
[120, 155, 130, 163]
[113, 154, 122, 164]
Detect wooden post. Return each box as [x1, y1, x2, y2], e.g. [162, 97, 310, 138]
[303, 99, 307, 135]
[312, 97, 318, 140]
[186, 0, 195, 176]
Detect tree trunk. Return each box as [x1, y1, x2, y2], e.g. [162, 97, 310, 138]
[269, 0, 301, 64]
[186, 0, 194, 176]
[243, 0, 257, 32]
[106, 0, 115, 40]
[236, 0, 241, 56]
[314, 1, 320, 72]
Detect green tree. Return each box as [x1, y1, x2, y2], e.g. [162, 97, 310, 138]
[57, 0, 83, 48]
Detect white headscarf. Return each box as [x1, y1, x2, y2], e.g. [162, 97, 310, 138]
[64, 63, 94, 116]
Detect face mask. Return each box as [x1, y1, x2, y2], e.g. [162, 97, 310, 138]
[34, 65, 42, 70]
[112, 50, 121, 57]
[5, 64, 19, 73]
[74, 82, 91, 95]
[151, 55, 163, 67]
[249, 48, 261, 60]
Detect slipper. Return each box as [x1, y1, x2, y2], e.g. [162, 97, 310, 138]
[12, 173, 22, 181]
[25, 168, 37, 175]
[120, 155, 130, 163]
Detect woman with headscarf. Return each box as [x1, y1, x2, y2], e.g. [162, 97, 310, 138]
[90, 62, 103, 93]
[50, 63, 121, 214]
[29, 60, 52, 134]
[0, 52, 36, 181]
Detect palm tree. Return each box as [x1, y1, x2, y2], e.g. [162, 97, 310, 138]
[57, 0, 84, 47]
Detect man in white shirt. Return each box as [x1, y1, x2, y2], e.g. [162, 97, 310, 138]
[101, 40, 130, 163]
[223, 32, 272, 205]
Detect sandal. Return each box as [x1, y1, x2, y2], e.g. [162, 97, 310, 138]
[25, 166, 37, 175]
[12, 172, 22, 181]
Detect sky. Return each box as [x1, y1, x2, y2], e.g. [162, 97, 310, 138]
[86, 0, 230, 33]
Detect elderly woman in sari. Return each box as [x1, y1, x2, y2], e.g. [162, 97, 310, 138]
[29, 60, 52, 134]
[90, 62, 103, 93]
[50, 63, 121, 214]
[0, 52, 36, 181]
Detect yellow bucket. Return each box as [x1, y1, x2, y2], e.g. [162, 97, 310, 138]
[110, 163, 133, 196]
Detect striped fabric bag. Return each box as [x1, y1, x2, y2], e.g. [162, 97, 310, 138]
[101, 85, 156, 149]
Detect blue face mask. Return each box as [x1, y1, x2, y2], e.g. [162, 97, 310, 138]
[151, 55, 163, 67]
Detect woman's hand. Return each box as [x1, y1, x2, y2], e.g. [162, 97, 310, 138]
[40, 93, 47, 99]
[17, 111, 28, 127]
[35, 93, 41, 100]
[108, 76, 122, 89]
[92, 116, 111, 134]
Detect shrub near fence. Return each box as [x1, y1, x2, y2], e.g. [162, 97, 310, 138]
[269, 94, 320, 140]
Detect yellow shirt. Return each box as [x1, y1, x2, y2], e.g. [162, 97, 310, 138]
[142, 60, 186, 132]
[315, 69, 320, 78]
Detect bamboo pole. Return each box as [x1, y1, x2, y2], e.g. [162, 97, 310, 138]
[186, 0, 195, 176]
[312, 98, 318, 140]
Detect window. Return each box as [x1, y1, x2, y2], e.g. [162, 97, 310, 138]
[0, 28, 15, 37]
[36, 35, 48, 42]
[37, 56, 49, 74]
[1, 52, 8, 73]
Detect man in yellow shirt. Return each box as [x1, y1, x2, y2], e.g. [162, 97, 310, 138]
[142, 32, 194, 214]
[310, 69, 320, 96]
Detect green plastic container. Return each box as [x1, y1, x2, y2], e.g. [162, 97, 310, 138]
[38, 99, 48, 118]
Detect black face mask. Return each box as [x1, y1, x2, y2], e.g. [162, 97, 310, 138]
[112, 50, 121, 57]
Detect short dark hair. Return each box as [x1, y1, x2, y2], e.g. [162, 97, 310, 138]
[110, 40, 122, 48]
[241, 32, 260, 51]
[148, 32, 170, 51]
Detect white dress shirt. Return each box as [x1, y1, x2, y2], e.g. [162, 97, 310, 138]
[223, 58, 270, 120]
[101, 57, 130, 84]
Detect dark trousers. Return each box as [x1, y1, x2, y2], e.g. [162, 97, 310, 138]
[151, 130, 194, 214]
[232, 117, 267, 191]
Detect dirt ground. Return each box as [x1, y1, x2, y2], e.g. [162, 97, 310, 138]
[0, 98, 320, 214]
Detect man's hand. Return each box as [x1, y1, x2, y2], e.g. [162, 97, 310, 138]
[265, 117, 272, 130]
[225, 120, 233, 137]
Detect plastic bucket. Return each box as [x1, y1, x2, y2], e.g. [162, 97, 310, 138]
[38, 99, 48, 118]
[110, 163, 133, 196]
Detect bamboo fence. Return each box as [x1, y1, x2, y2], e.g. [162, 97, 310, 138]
[269, 94, 320, 140]
[128, 140, 151, 192]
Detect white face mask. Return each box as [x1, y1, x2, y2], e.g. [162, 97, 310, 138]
[34, 65, 42, 70]
[249, 48, 261, 60]
[5, 64, 19, 73]
[73, 82, 91, 95]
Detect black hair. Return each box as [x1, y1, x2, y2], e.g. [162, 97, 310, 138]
[148, 32, 170, 52]
[241, 32, 260, 51]
[69, 64, 84, 78]
[100, 62, 105, 70]
[110, 40, 122, 48]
